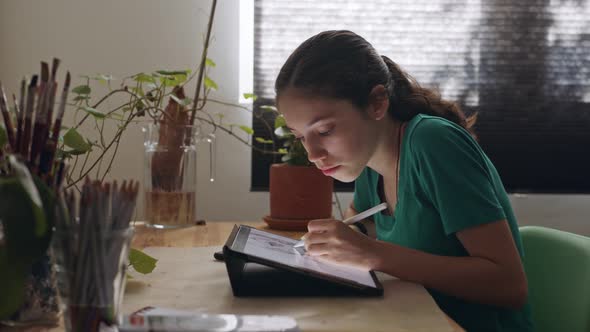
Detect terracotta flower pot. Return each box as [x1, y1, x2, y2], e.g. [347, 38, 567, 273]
[265, 164, 334, 231]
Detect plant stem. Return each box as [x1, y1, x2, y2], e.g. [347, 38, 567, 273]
[194, 115, 280, 155]
[73, 89, 143, 130]
[190, 0, 217, 126]
[66, 113, 136, 188]
[101, 134, 122, 182]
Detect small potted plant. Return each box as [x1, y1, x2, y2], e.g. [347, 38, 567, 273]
[263, 114, 334, 231]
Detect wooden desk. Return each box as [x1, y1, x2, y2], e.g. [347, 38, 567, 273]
[129, 221, 463, 332]
[3, 221, 464, 332]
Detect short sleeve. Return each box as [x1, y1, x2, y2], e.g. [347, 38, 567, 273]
[353, 167, 373, 213]
[410, 119, 506, 235]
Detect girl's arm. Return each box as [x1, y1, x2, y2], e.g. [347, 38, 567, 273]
[305, 218, 528, 309]
[372, 219, 527, 308]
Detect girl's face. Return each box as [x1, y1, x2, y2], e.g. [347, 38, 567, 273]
[277, 89, 381, 182]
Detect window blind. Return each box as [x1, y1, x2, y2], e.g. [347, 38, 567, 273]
[251, 0, 590, 193]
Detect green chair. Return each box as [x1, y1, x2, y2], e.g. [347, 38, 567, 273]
[520, 226, 590, 332]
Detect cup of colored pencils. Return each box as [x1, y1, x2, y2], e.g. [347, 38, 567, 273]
[52, 179, 139, 332]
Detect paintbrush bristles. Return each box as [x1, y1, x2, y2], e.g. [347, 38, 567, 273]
[51, 71, 70, 143]
[0, 59, 70, 185]
[21, 75, 38, 159]
[51, 58, 60, 81]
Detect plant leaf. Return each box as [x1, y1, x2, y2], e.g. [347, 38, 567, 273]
[63, 128, 91, 152]
[274, 115, 286, 129]
[128, 248, 158, 274]
[134, 73, 156, 84]
[238, 125, 254, 135]
[108, 113, 124, 120]
[170, 95, 192, 107]
[144, 82, 158, 90]
[61, 149, 88, 156]
[260, 105, 277, 112]
[173, 73, 188, 84]
[72, 85, 91, 95]
[0, 158, 55, 255]
[155, 70, 190, 76]
[79, 106, 105, 119]
[205, 58, 216, 67]
[274, 126, 290, 137]
[0, 163, 57, 319]
[95, 74, 113, 81]
[204, 76, 218, 90]
[159, 76, 180, 87]
[72, 95, 91, 102]
[255, 137, 274, 144]
[5, 156, 45, 236]
[243, 93, 257, 101]
[130, 87, 145, 97]
[0, 251, 26, 319]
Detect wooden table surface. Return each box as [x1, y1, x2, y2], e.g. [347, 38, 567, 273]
[1, 221, 464, 332]
[130, 221, 463, 332]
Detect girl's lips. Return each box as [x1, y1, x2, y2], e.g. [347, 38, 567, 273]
[320, 165, 341, 176]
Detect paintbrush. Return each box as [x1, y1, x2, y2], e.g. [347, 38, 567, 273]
[21, 75, 38, 159]
[51, 71, 70, 143]
[40, 69, 71, 180]
[13, 90, 24, 153]
[43, 71, 70, 180]
[45, 58, 60, 126]
[30, 62, 50, 169]
[17, 78, 26, 151]
[0, 82, 16, 151]
[38, 59, 61, 174]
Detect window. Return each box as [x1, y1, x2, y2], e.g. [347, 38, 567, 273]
[251, 0, 590, 193]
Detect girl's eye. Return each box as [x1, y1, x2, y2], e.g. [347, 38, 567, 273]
[318, 128, 333, 136]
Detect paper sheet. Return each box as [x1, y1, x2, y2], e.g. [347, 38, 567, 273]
[236, 228, 377, 288]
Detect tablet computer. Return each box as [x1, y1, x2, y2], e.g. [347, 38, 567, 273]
[222, 225, 383, 297]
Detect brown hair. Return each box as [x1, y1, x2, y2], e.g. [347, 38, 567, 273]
[275, 30, 477, 138]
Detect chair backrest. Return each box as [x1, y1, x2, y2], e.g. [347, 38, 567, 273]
[520, 226, 590, 332]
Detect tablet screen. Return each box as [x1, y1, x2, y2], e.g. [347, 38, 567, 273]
[230, 227, 377, 288]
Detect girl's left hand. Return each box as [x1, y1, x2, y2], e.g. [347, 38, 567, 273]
[304, 219, 379, 270]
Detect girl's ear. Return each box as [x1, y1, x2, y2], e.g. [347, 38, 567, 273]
[366, 85, 389, 121]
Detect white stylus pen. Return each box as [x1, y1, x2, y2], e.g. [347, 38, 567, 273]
[293, 202, 388, 248]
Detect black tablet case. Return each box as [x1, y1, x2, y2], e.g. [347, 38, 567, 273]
[222, 225, 383, 297]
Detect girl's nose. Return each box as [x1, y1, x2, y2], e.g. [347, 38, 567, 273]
[305, 143, 327, 163]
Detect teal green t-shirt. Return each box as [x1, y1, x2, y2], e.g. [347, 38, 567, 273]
[354, 114, 534, 332]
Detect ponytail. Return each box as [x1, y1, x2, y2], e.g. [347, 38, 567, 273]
[381, 55, 477, 139]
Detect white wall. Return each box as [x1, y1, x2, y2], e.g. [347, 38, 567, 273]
[1, 0, 588, 235]
[0, 0, 280, 222]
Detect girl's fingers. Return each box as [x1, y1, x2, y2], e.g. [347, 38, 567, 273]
[307, 219, 340, 232]
[306, 243, 331, 256]
[305, 230, 329, 245]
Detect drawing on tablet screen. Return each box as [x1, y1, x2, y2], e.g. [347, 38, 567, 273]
[240, 228, 377, 288]
[248, 231, 299, 256]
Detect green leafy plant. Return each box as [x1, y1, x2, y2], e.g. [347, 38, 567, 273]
[61, 72, 282, 193]
[0, 155, 57, 318]
[272, 113, 311, 166]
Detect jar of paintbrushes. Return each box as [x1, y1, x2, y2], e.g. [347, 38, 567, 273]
[52, 179, 139, 332]
[0, 58, 69, 327]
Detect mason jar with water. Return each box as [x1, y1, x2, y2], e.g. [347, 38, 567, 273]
[143, 123, 215, 228]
